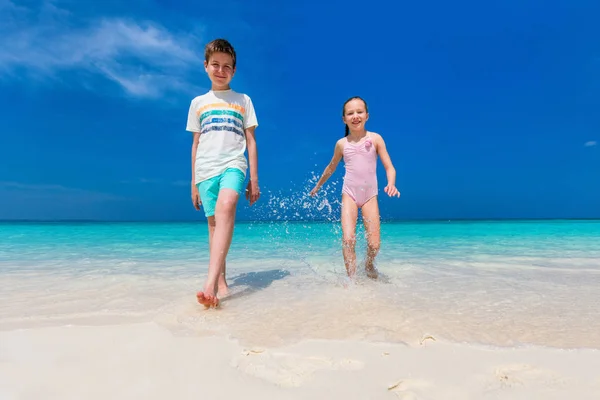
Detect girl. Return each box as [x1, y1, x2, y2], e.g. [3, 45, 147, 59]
[310, 96, 400, 279]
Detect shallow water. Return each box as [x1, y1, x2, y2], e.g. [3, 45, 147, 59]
[1, 220, 599, 349]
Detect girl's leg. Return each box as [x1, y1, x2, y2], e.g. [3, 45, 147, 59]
[341, 193, 359, 278]
[361, 196, 381, 279]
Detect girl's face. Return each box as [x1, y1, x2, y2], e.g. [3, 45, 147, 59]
[343, 99, 369, 133]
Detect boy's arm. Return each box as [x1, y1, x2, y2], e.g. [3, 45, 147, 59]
[191, 132, 201, 210]
[191, 132, 200, 184]
[310, 140, 343, 196]
[245, 126, 259, 205]
[186, 98, 203, 210]
[374, 134, 400, 198]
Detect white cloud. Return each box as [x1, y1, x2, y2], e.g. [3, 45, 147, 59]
[584, 141, 597, 147]
[0, 0, 204, 98]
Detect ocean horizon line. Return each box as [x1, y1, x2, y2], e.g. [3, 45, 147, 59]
[1, 217, 599, 224]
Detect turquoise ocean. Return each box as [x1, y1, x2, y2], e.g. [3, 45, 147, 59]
[1, 220, 599, 349]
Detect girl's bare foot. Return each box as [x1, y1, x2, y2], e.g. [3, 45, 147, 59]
[365, 260, 379, 279]
[342, 275, 357, 288]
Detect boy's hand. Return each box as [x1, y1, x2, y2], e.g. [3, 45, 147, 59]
[191, 185, 201, 210]
[246, 179, 260, 206]
[309, 186, 319, 197]
[384, 184, 400, 198]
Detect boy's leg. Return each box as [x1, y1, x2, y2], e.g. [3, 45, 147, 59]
[200, 168, 245, 307]
[207, 217, 229, 297]
[361, 196, 381, 279]
[196, 177, 220, 307]
[203, 189, 239, 299]
[341, 193, 359, 278]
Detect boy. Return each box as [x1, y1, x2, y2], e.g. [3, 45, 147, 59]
[186, 38, 260, 308]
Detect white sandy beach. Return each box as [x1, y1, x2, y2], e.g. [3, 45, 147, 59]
[1, 269, 600, 400]
[1, 266, 600, 399]
[1, 322, 599, 400]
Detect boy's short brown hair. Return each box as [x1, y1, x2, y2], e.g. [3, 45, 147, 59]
[204, 38, 237, 68]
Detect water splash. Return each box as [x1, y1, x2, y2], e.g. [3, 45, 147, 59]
[250, 173, 342, 223]
[239, 174, 348, 275]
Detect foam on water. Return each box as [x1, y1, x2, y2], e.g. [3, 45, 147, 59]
[1, 219, 600, 349]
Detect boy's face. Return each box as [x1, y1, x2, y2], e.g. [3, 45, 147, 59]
[204, 52, 236, 89]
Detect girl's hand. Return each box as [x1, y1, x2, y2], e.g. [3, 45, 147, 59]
[191, 185, 201, 210]
[384, 184, 400, 198]
[309, 186, 319, 197]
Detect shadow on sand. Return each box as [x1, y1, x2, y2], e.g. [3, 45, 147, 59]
[223, 269, 291, 302]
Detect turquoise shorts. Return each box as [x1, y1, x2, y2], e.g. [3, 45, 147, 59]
[196, 168, 246, 217]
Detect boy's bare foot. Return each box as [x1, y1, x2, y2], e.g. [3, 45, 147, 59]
[216, 273, 229, 298]
[196, 291, 219, 308]
[217, 284, 229, 299]
[365, 261, 379, 279]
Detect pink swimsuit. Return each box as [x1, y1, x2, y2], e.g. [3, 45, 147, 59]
[342, 134, 378, 207]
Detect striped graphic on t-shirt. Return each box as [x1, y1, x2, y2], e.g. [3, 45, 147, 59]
[196, 102, 246, 137]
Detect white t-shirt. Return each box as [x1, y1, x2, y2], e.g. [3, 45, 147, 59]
[186, 89, 258, 184]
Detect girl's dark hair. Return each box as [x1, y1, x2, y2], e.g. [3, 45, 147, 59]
[342, 96, 368, 136]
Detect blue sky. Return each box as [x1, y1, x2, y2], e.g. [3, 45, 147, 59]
[0, 0, 598, 221]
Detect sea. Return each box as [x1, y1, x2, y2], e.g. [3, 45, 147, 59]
[1, 219, 599, 349]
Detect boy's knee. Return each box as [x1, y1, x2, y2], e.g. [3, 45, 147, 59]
[215, 205, 236, 220]
[220, 197, 237, 210]
[215, 191, 239, 216]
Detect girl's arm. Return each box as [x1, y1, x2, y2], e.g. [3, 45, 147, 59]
[374, 134, 400, 197]
[191, 132, 201, 210]
[310, 140, 344, 196]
